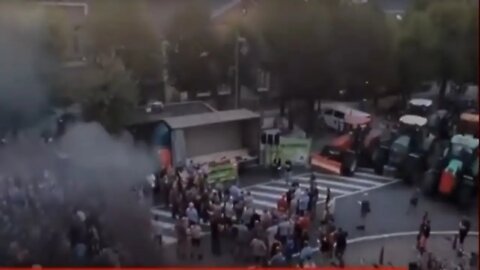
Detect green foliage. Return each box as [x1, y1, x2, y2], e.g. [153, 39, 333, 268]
[255, 0, 336, 98]
[85, 0, 161, 82]
[56, 56, 139, 133]
[331, 3, 396, 98]
[165, 0, 219, 96]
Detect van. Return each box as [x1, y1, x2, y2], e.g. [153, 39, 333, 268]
[320, 104, 371, 132]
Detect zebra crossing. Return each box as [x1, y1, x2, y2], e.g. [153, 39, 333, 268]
[150, 169, 399, 245]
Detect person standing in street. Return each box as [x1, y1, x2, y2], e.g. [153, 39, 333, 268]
[417, 219, 430, 255]
[186, 202, 199, 225]
[308, 184, 319, 221]
[334, 228, 348, 267]
[210, 216, 221, 256]
[284, 160, 292, 186]
[406, 188, 420, 214]
[189, 222, 203, 260]
[457, 217, 471, 253]
[250, 237, 267, 266]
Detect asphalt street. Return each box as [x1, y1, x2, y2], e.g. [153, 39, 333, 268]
[150, 169, 397, 245]
[156, 176, 478, 266]
[332, 181, 479, 240]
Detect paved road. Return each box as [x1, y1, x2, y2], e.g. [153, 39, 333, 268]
[332, 182, 479, 240]
[150, 169, 398, 245]
[323, 233, 478, 267]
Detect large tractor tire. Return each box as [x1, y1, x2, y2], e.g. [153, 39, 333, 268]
[426, 140, 448, 169]
[341, 150, 357, 176]
[421, 170, 439, 196]
[403, 153, 422, 184]
[372, 146, 389, 175]
[456, 182, 475, 209]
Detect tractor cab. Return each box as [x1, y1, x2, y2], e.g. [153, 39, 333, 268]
[457, 112, 479, 137]
[394, 115, 429, 151]
[374, 114, 433, 180]
[405, 98, 433, 118]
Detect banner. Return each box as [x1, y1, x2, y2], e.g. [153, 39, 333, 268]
[278, 136, 312, 165]
[206, 161, 237, 183]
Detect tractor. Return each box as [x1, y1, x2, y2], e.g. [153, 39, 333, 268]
[403, 98, 453, 141]
[455, 112, 479, 138]
[310, 115, 383, 176]
[372, 115, 437, 182]
[421, 134, 479, 207]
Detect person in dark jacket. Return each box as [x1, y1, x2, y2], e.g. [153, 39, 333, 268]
[334, 228, 348, 267]
[210, 217, 221, 256]
[458, 217, 471, 252]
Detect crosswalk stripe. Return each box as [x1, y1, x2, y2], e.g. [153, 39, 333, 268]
[312, 172, 383, 187]
[251, 184, 289, 193]
[354, 172, 397, 182]
[151, 208, 171, 218]
[249, 190, 282, 200]
[297, 176, 366, 190]
[252, 199, 277, 209]
[161, 235, 178, 245]
[151, 219, 174, 230]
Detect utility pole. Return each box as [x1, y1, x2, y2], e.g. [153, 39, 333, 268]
[234, 36, 247, 109]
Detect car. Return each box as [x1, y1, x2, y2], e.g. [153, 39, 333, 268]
[319, 104, 371, 133]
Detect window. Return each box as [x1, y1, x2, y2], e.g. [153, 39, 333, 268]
[333, 111, 345, 119]
[324, 109, 333, 115]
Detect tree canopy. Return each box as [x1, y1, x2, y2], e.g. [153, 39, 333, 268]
[85, 0, 161, 83]
[165, 0, 220, 99]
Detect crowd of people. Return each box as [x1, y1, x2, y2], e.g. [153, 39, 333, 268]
[0, 170, 126, 266]
[146, 161, 349, 267]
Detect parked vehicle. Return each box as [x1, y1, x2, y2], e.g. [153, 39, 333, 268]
[421, 134, 478, 207]
[319, 104, 371, 133]
[372, 115, 437, 183]
[310, 118, 383, 176]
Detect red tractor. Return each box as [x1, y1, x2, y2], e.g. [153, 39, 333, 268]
[310, 115, 383, 176]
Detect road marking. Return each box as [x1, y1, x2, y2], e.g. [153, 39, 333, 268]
[355, 172, 395, 182]
[297, 176, 366, 190]
[313, 171, 384, 186]
[151, 219, 174, 230]
[251, 184, 289, 193]
[292, 231, 479, 256]
[159, 235, 178, 245]
[294, 182, 341, 196]
[249, 190, 282, 200]
[151, 208, 172, 218]
[252, 199, 277, 209]
[331, 179, 400, 201]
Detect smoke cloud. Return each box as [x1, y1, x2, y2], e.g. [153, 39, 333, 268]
[0, 2, 166, 266]
[0, 2, 53, 131]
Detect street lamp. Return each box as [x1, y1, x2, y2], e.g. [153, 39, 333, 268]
[234, 36, 248, 109]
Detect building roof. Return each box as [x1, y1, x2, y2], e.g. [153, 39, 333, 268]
[126, 101, 216, 126]
[162, 109, 260, 129]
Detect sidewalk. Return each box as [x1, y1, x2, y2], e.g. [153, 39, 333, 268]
[342, 234, 478, 267]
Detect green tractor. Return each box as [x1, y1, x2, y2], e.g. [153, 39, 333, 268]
[372, 115, 437, 183]
[421, 134, 479, 207]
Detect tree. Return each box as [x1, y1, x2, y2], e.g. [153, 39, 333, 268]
[165, 0, 220, 100]
[56, 55, 139, 133]
[254, 0, 337, 133]
[394, 9, 437, 101]
[85, 0, 161, 101]
[331, 2, 396, 105]
[425, 0, 476, 102]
